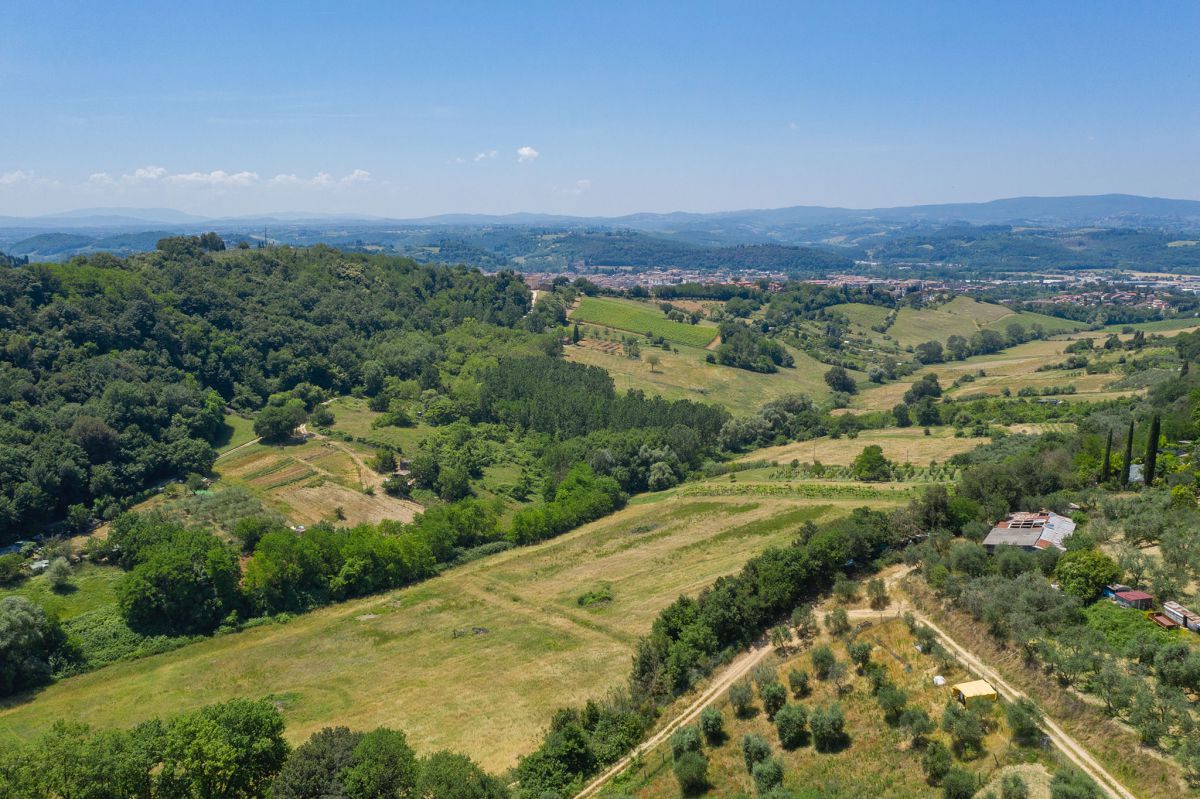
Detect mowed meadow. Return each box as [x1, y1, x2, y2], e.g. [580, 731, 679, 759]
[0, 480, 913, 771]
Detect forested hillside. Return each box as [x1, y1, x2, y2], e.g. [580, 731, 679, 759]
[0, 239, 531, 541]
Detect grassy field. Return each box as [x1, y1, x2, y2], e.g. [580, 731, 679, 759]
[740, 426, 988, 468]
[0, 479, 912, 771]
[888, 298, 1083, 348]
[826, 302, 891, 329]
[566, 339, 838, 411]
[851, 338, 1134, 412]
[3, 562, 124, 622]
[572, 296, 720, 348]
[214, 412, 258, 453]
[605, 617, 1055, 799]
[323, 396, 435, 452]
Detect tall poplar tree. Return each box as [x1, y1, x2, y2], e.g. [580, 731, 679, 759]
[1144, 413, 1160, 487]
[1100, 428, 1113, 483]
[1120, 420, 1134, 487]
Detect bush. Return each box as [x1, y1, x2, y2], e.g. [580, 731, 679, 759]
[922, 740, 952, 784]
[45, 557, 72, 592]
[699, 707, 724, 744]
[825, 607, 850, 636]
[752, 757, 784, 795]
[942, 768, 978, 799]
[774, 703, 807, 749]
[673, 750, 708, 796]
[670, 725, 702, 759]
[1005, 698, 1042, 746]
[1049, 768, 1101, 799]
[761, 683, 787, 720]
[788, 668, 810, 698]
[1001, 772, 1029, 799]
[808, 704, 847, 753]
[742, 733, 772, 773]
[729, 681, 755, 717]
[810, 645, 836, 679]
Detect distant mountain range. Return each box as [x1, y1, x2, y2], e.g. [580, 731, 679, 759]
[3, 194, 1199, 232]
[2, 194, 1198, 272]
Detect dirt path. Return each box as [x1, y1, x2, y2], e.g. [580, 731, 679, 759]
[214, 436, 261, 461]
[574, 604, 1135, 799]
[297, 423, 389, 494]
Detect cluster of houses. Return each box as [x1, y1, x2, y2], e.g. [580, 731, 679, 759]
[982, 510, 1200, 636]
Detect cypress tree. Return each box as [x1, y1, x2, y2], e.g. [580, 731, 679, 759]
[1144, 413, 1160, 486]
[572, 323, 581, 344]
[1120, 420, 1134, 487]
[1100, 428, 1112, 483]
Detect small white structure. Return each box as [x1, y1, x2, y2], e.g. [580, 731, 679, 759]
[932, 675, 947, 686]
[29, 559, 50, 574]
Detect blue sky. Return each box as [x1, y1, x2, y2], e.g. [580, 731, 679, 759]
[1, 0, 1196, 217]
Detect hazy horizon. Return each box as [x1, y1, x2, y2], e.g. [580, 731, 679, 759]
[3, 1, 1198, 218]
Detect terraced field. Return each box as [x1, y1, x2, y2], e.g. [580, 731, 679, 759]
[572, 296, 719, 348]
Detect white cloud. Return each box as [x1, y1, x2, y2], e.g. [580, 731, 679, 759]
[312, 172, 334, 186]
[0, 169, 35, 185]
[270, 173, 302, 185]
[124, 165, 168, 183]
[339, 169, 371, 185]
[562, 178, 591, 196]
[516, 146, 540, 163]
[168, 169, 260, 187]
[87, 172, 114, 185]
[474, 149, 498, 162]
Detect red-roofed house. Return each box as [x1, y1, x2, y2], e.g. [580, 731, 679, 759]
[1114, 590, 1154, 611]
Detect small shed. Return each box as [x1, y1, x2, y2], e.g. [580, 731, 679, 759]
[1114, 590, 1154, 611]
[952, 679, 997, 704]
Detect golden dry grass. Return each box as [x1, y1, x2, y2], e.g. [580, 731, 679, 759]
[739, 427, 987, 467]
[1, 489, 879, 771]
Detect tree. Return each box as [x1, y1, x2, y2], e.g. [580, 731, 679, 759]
[791, 604, 818, 640]
[900, 707, 935, 746]
[788, 668, 810, 698]
[572, 323, 581, 344]
[414, 751, 508, 799]
[769, 624, 790, 652]
[915, 340, 944, 364]
[752, 757, 784, 794]
[271, 726, 362, 799]
[342, 727, 418, 799]
[1144, 413, 1160, 486]
[942, 768, 978, 799]
[1005, 698, 1042, 746]
[699, 707, 724, 744]
[1055, 549, 1120, 601]
[1100, 428, 1113, 483]
[851, 445, 892, 481]
[156, 699, 289, 799]
[922, 739, 952, 783]
[729, 680, 755, 717]
[824, 366, 857, 394]
[1120, 420, 1134, 486]
[0, 596, 65, 696]
[645, 352, 662, 373]
[673, 750, 708, 796]
[774, 703, 807, 749]
[867, 577, 889, 610]
[810, 644, 837, 679]
[117, 529, 241, 635]
[742, 733, 772, 772]
[254, 400, 307, 442]
[761, 683, 787, 720]
[370, 449, 397, 473]
[1049, 768, 1102, 799]
[877, 683, 908, 724]
[847, 641, 871, 671]
[45, 557, 72, 592]
[809, 704, 847, 752]
[825, 607, 850, 636]
[670, 725, 702, 759]
[941, 700, 985, 757]
[893, 402, 912, 427]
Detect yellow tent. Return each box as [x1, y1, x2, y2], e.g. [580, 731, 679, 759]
[951, 679, 997, 703]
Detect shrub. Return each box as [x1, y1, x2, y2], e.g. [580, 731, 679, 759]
[761, 683, 787, 720]
[673, 750, 708, 796]
[752, 757, 784, 795]
[825, 607, 850, 636]
[774, 703, 807, 749]
[1001, 772, 1029, 799]
[922, 740, 952, 784]
[670, 725, 702, 759]
[1005, 698, 1042, 746]
[810, 645, 836, 679]
[699, 707, 724, 744]
[788, 668, 810, 698]
[809, 704, 847, 752]
[45, 557, 72, 592]
[742, 733, 772, 773]
[876, 683, 908, 724]
[729, 681, 755, 717]
[942, 768, 978, 799]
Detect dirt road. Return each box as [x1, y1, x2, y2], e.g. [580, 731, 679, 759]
[574, 606, 1135, 799]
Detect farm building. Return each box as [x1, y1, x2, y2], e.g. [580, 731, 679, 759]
[1163, 601, 1200, 632]
[1114, 590, 1154, 610]
[952, 679, 998, 703]
[1150, 613, 1179, 630]
[1102, 583, 1133, 599]
[981, 510, 1076, 554]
